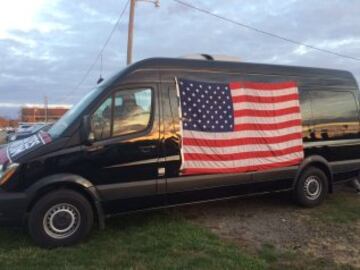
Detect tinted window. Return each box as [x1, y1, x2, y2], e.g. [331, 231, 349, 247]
[113, 88, 152, 136]
[90, 88, 152, 140]
[91, 97, 112, 140]
[310, 91, 359, 140]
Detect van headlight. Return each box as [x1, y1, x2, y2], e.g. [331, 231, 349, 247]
[0, 163, 19, 186]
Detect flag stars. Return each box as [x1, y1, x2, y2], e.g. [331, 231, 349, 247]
[179, 79, 234, 132]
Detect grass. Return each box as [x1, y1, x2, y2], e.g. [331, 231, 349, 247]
[0, 190, 358, 270]
[0, 213, 265, 270]
[314, 190, 360, 224]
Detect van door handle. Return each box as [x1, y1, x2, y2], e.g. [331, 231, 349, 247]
[139, 145, 156, 153]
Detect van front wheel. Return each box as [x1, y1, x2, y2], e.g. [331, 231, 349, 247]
[294, 167, 328, 207]
[28, 190, 94, 248]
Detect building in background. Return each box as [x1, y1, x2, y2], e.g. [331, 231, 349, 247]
[0, 117, 18, 128]
[21, 105, 70, 123]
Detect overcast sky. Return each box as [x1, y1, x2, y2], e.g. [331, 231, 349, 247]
[0, 0, 359, 117]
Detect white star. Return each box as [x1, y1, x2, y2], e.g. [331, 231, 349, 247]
[196, 89, 199, 93]
[199, 84, 203, 88]
[190, 83, 193, 87]
[180, 81, 183, 85]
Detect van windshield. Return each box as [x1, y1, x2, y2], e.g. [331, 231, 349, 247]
[48, 86, 102, 139]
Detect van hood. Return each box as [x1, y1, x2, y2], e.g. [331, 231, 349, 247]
[0, 131, 52, 165]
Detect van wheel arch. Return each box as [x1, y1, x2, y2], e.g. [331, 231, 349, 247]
[294, 156, 333, 193]
[26, 176, 105, 229]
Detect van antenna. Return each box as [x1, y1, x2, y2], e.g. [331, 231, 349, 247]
[97, 53, 104, 84]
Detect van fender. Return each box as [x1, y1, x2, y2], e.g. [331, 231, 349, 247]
[293, 155, 333, 192]
[25, 173, 105, 229]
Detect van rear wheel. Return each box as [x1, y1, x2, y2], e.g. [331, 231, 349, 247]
[28, 190, 94, 248]
[294, 167, 328, 207]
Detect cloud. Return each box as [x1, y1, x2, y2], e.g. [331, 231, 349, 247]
[0, 0, 359, 117]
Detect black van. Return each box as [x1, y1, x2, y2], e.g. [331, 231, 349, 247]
[0, 57, 359, 247]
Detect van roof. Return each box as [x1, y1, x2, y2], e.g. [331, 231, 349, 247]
[127, 57, 354, 80]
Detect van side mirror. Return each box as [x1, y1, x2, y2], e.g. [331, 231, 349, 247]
[82, 115, 95, 145]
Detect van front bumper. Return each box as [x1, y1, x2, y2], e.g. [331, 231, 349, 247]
[0, 189, 28, 225]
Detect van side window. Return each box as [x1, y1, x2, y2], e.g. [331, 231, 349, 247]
[90, 88, 152, 140]
[113, 88, 152, 136]
[310, 91, 360, 140]
[91, 96, 112, 140]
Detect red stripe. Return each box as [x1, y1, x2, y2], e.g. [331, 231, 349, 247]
[232, 93, 299, 104]
[182, 158, 302, 175]
[184, 145, 303, 161]
[234, 119, 301, 131]
[234, 107, 300, 117]
[183, 132, 302, 147]
[230, 81, 297, 90]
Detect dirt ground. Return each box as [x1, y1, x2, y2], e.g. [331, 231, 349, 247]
[176, 186, 360, 269]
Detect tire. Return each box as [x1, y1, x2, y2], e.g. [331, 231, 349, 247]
[28, 189, 94, 248]
[294, 167, 329, 207]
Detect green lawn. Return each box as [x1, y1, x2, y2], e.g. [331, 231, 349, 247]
[0, 190, 358, 270]
[0, 213, 265, 270]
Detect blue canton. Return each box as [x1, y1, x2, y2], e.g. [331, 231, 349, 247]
[178, 79, 235, 132]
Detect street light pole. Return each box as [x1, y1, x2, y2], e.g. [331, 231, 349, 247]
[126, 0, 160, 65]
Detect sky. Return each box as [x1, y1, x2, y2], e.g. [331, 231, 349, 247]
[0, 0, 359, 118]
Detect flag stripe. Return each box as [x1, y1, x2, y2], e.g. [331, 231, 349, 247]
[184, 145, 303, 161]
[234, 113, 301, 124]
[230, 81, 297, 90]
[232, 93, 299, 104]
[183, 158, 302, 175]
[183, 126, 302, 140]
[183, 151, 303, 169]
[234, 119, 302, 131]
[233, 100, 300, 111]
[183, 138, 303, 154]
[231, 87, 297, 97]
[183, 132, 302, 147]
[234, 107, 300, 117]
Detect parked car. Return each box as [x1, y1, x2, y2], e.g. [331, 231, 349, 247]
[0, 57, 359, 248]
[7, 123, 52, 143]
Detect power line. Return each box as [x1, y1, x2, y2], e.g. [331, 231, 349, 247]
[65, 0, 130, 102]
[173, 0, 360, 62]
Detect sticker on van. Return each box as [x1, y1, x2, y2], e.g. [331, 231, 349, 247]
[3, 131, 52, 163]
[177, 78, 304, 175]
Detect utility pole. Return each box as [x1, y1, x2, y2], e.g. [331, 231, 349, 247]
[126, 0, 160, 65]
[44, 95, 48, 123]
[126, 0, 136, 65]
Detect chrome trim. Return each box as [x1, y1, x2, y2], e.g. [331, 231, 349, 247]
[104, 155, 180, 169]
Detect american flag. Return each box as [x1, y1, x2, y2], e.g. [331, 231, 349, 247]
[177, 78, 304, 175]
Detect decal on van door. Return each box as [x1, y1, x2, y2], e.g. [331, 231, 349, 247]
[176, 78, 304, 175]
[0, 131, 52, 164]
